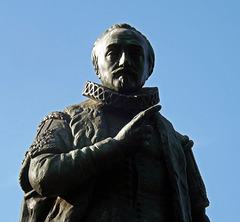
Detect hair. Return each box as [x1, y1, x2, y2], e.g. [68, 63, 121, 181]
[91, 23, 155, 78]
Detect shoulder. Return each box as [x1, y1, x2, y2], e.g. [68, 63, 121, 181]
[64, 99, 104, 117]
[154, 112, 194, 150]
[36, 111, 70, 132]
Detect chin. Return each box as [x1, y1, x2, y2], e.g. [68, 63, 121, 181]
[113, 78, 141, 94]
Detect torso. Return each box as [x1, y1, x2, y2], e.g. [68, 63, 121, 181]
[82, 106, 174, 222]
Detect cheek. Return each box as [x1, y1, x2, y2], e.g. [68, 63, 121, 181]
[142, 61, 149, 80]
[99, 58, 113, 73]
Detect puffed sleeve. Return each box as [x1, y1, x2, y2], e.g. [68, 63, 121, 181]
[24, 111, 125, 197]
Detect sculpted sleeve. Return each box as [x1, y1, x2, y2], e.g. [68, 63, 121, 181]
[185, 148, 210, 221]
[21, 111, 125, 197]
[179, 134, 210, 221]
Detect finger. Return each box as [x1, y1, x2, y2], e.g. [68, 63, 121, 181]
[135, 133, 152, 143]
[142, 139, 150, 148]
[131, 126, 152, 137]
[137, 126, 153, 142]
[143, 133, 152, 140]
[139, 125, 153, 134]
[132, 105, 161, 127]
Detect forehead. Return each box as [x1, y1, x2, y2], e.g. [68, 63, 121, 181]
[98, 28, 148, 51]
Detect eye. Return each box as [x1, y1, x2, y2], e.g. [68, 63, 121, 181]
[134, 49, 144, 57]
[106, 50, 117, 57]
[106, 49, 120, 60]
[129, 46, 144, 60]
[130, 51, 144, 61]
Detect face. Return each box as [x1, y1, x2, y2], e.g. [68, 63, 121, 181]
[95, 28, 149, 93]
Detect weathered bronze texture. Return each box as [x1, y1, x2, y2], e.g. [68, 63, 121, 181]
[19, 23, 210, 222]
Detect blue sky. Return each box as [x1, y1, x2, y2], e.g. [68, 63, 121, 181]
[1, 1, 239, 221]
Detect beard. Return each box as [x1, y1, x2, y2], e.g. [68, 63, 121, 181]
[113, 75, 137, 93]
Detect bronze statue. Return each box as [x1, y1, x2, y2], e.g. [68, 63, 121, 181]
[19, 24, 210, 221]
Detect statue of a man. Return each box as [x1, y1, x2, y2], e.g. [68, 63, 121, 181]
[19, 23, 210, 222]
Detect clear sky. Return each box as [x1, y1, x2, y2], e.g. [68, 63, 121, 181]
[1, 1, 239, 221]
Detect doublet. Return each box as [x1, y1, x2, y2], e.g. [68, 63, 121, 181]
[19, 83, 209, 222]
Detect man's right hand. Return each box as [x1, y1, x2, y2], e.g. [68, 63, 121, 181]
[114, 105, 161, 151]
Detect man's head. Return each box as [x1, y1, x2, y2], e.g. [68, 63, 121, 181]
[91, 24, 155, 94]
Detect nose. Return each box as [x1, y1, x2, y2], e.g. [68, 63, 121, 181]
[119, 52, 130, 66]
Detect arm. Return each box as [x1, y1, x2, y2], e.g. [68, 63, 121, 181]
[28, 112, 124, 197]
[28, 105, 161, 197]
[29, 137, 123, 197]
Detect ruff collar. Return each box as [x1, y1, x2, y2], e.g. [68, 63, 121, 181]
[82, 81, 160, 111]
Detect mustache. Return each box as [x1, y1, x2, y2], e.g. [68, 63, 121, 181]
[111, 66, 137, 76]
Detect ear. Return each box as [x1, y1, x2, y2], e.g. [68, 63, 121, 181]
[96, 70, 101, 79]
[92, 55, 101, 79]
